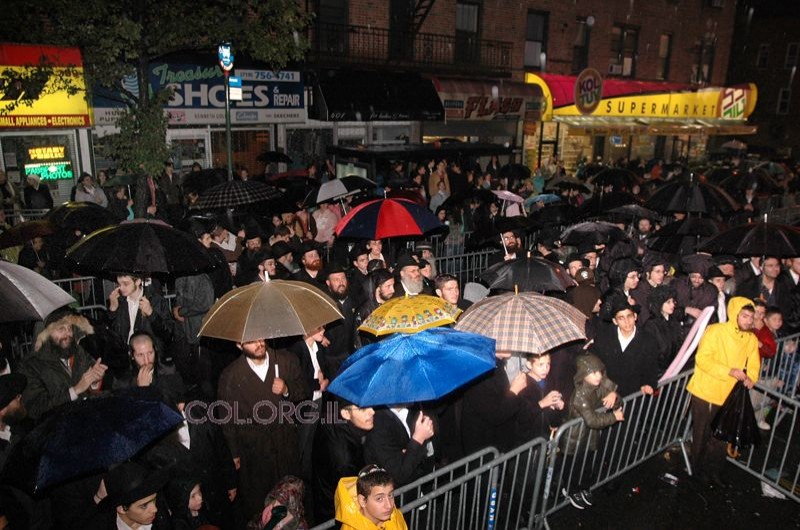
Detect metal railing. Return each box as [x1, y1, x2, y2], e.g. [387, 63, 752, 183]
[2, 208, 51, 224]
[728, 383, 800, 502]
[434, 249, 494, 288]
[309, 23, 512, 76]
[762, 332, 800, 400]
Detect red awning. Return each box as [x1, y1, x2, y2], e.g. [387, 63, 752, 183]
[538, 73, 690, 110]
[0, 44, 84, 67]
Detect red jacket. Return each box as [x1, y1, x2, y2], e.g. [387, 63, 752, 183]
[755, 326, 777, 359]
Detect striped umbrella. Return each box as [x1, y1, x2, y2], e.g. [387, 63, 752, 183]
[455, 292, 586, 354]
[334, 198, 443, 239]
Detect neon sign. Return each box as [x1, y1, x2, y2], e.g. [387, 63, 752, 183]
[24, 161, 74, 180]
[28, 146, 66, 160]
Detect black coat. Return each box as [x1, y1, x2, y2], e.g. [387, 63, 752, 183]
[311, 414, 370, 522]
[642, 314, 684, 371]
[324, 291, 357, 374]
[363, 407, 436, 487]
[292, 267, 327, 289]
[592, 324, 659, 398]
[516, 375, 563, 441]
[460, 361, 525, 454]
[107, 288, 172, 354]
[736, 275, 792, 316]
[288, 338, 333, 394]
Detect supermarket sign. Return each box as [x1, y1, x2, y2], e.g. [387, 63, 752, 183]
[0, 44, 92, 129]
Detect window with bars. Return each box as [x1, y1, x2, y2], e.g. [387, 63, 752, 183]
[777, 88, 791, 115]
[691, 35, 715, 84]
[609, 25, 638, 77]
[786, 43, 799, 68]
[571, 18, 591, 74]
[524, 10, 548, 69]
[656, 34, 672, 80]
[756, 44, 769, 69]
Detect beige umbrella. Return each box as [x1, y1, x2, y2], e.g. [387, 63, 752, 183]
[198, 279, 343, 343]
[455, 291, 586, 354]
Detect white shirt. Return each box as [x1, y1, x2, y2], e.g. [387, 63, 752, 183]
[717, 292, 727, 323]
[791, 270, 800, 286]
[117, 515, 152, 530]
[246, 355, 270, 382]
[126, 288, 144, 342]
[177, 410, 191, 450]
[390, 407, 434, 456]
[308, 340, 323, 401]
[617, 327, 636, 352]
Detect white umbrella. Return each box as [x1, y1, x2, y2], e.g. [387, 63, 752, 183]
[0, 261, 76, 322]
[721, 139, 747, 150]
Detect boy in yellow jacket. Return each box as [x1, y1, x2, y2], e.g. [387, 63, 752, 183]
[687, 296, 760, 488]
[334, 464, 408, 530]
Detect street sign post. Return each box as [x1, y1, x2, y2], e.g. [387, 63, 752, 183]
[218, 43, 234, 181]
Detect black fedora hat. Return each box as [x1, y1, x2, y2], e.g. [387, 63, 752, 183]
[103, 462, 170, 508]
[0, 373, 26, 410]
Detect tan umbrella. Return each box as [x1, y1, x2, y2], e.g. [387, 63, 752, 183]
[358, 294, 461, 336]
[198, 279, 343, 343]
[455, 292, 586, 354]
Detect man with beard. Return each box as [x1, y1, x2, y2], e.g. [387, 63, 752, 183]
[18, 308, 107, 420]
[355, 269, 396, 348]
[488, 230, 523, 267]
[271, 241, 298, 279]
[112, 332, 177, 391]
[393, 254, 428, 297]
[324, 265, 357, 373]
[217, 337, 308, 526]
[293, 241, 327, 288]
[234, 225, 266, 286]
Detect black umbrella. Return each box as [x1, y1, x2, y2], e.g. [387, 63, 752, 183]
[705, 167, 733, 184]
[645, 178, 739, 215]
[561, 221, 629, 246]
[698, 218, 800, 258]
[45, 202, 120, 234]
[720, 169, 781, 195]
[191, 180, 282, 210]
[0, 220, 58, 249]
[711, 380, 760, 457]
[256, 151, 293, 164]
[1, 389, 182, 493]
[181, 168, 227, 195]
[498, 163, 532, 183]
[549, 177, 590, 193]
[531, 203, 580, 226]
[579, 192, 639, 217]
[607, 204, 661, 222]
[65, 219, 216, 277]
[647, 217, 721, 255]
[480, 256, 574, 293]
[102, 174, 138, 188]
[589, 168, 640, 190]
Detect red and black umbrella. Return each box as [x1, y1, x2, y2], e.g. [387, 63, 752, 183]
[334, 198, 444, 240]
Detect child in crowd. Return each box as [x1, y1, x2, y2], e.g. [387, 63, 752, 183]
[561, 354, 624, 510]
[335, 464, 407, 530]
[518, 352, 565, 440]
[752, 305, 784, 430]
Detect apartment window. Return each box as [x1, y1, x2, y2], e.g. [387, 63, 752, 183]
[786, 43, 799, 68]
[691, 35, 715, 84]
[777, 88, 791, 115]
[456, 1, 479, 33]
[656, 34, 672, 80]
[756, 44, 769, 69]
[524, 11, 548, 69]
[571, 17, 592, 74]
[609, 25, 638, 77]
[455, 1, 480, 64]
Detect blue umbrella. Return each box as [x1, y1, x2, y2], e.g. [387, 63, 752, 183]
[524, 193, 561, 208]
[328, 327, 496, 407]
[2, 389, 183, 492]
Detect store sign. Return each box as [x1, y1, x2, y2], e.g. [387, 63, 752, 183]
[0, 45, 92, 129]
[435, 79, 543, 122]
[24, 161, 74, 180]
[574, 68, 603, 115]
[93, 62, 306, 126]
[28, 146, 66, 160]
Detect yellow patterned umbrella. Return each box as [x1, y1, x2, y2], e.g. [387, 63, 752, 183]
[358, 294, 461, 336]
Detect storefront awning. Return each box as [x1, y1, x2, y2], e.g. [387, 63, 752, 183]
[311, 69, 444, 122]
[561, 117, 758, 136]
[0, 44, 92, 129]
[525, 72, 757, 127]
[431, 78, 544, 122]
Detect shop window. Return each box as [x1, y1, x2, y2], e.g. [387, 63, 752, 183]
[609, 25, 638, 77]
[210, 129, 271, 178]
[656, 34, 672, 80]
[571, 17, 592, 74]
[786, 43, 799, 69]
[1, 133, 79, 205]
[524, 11, 548, 69]
[756, 43, 769, 69]
[777, 88, 791, 116]
[287, 128, 333, 169]
[691, 35, 715, 84]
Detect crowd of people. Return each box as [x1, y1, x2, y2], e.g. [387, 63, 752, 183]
[0, 152, 798, 528]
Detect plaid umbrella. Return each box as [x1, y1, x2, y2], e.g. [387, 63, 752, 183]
[359, 294, 461, 336]
[455, 292, 586, 354]
[191, 180, 282, 209]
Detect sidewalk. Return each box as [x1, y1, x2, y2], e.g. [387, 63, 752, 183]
[545, 450, 800, 530]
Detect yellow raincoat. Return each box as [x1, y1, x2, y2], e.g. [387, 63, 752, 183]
[687, 296, 760, 405]
[334, 476, 408, 530]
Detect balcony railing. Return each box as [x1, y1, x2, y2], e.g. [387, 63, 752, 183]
[308, 23, 512, 77]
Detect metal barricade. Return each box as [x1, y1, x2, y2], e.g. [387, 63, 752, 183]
[308, 447, 500, 530]
[538, 370, 694, 528]
[762, 332, 800, 400]
[2, 208, 51, 224]
[52, 275, 109, 311]
[434, 250, 493, 288]
[727, 383, 800, 502]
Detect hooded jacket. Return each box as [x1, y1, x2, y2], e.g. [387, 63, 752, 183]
[334, 476, 408, 530]
[562, 354, 619, 455]
[687, 296, 760, 406]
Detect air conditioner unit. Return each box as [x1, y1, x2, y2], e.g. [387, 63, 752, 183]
[608, 64, 623, 75]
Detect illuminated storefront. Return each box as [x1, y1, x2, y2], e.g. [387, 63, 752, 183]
[524, 71, 758, 171]
[0, 44, 94, 205]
